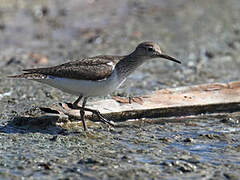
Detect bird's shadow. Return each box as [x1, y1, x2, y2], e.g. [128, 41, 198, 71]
[0, 103, 85, 135]
[0, 103, 128, 135]
[0, 115, 71, 135]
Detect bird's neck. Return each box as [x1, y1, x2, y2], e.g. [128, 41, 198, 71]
[115, 53, 146, 82]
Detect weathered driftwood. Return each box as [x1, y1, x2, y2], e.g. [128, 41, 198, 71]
[40, 81, 240, 122]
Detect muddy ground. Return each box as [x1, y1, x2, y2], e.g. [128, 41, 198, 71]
[0, 0, 240, 179]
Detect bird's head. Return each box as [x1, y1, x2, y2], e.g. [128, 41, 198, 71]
[134, 42, 181, 64]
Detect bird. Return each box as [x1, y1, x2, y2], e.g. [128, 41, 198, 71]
[9, 42, 181, 131]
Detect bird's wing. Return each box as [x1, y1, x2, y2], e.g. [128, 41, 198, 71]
[23, 55, 124, 81]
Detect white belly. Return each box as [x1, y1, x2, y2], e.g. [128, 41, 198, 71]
[35, 70, 125, 97]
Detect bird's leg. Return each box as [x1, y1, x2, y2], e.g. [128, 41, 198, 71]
[72, 95, 83, 108]
[67, 100, 114, 127]
[80, 97, 88, 131]
[128, 96, 133, 104]
[80, 106, 115, 127]
[69, 95, 87, 131]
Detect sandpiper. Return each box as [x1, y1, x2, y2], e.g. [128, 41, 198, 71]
[9, 42, 181, 131]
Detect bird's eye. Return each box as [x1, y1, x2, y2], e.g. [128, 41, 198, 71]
[147, 47, 154, 52]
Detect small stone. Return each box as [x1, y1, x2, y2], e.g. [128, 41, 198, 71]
[121, 155, 129, 160]
[49, 136, 57, 141]
[205, 51, 214, 59]
[5, 57, 21, 66]
[183, 137, 193, 143]
[0, 23, 5, 31]
[78, 158, 100, 164]
[38, 162, 51, 170]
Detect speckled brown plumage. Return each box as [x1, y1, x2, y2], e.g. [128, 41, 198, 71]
[21, 55, 124, 81]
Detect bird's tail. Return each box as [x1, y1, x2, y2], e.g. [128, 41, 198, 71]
[8, 73, 47, 79]
[8, 74, 27, 78]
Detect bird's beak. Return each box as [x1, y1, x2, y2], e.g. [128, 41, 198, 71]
[157, 53, 181, 64]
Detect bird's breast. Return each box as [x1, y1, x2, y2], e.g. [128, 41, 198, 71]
[36, 70, 123, 97]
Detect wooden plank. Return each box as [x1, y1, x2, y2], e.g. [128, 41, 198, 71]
[40, 81, 240, 122]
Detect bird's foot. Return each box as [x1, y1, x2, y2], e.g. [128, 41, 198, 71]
[112, 96, 143, 105]
[65, 102, 115, 127]
[64, 102, 81, 110]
